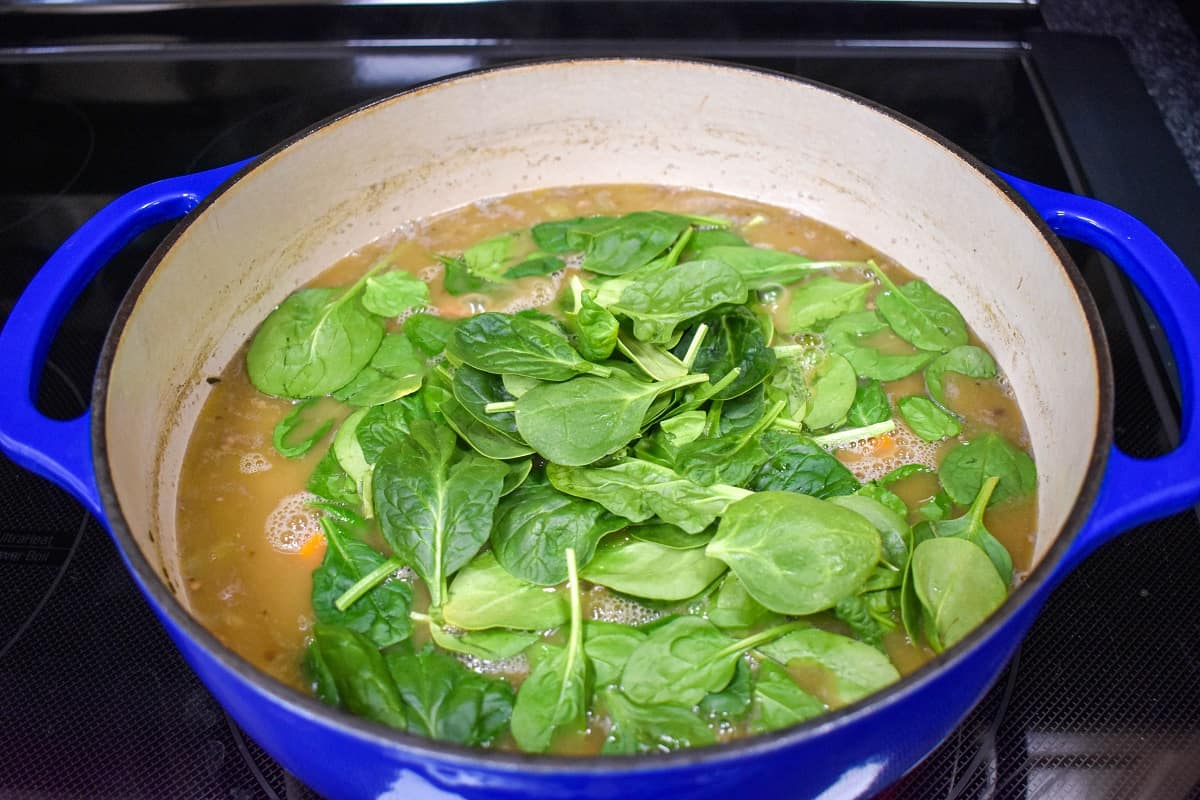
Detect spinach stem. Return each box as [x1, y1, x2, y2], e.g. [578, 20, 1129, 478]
[715, 619, 807, 661]
[812, 419, 896, 449]
[681, 323, 710, 371]
[662, 226, 694, 268]
[803, 260, 871, 271]
[409, 611, 433, 622]
[334, 556, 404, 612]
[770, 417, 804, 432]
[582, 363, 614, 378]
[569, 276, 586, 315]
[969, 476, 1001, 528]
[484, 401, 517, 414]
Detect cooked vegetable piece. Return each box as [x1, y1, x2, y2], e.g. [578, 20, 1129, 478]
[272, 399, 333, 459]
[707, 492, 882, 615]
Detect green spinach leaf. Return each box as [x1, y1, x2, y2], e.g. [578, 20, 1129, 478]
[707, 492, 881, 615]
[585, 622, 647, 690]
[333, 333, 425, 407]
[691, 245, 813, 288]
[873, 268, 968, 353]
[925, 345, 998, 410]
[403, 312, 457, 356]
[601, 690, 716, 754]
[748, 431, 859, 498]
[580, 535, 728, 601]
[372, 421, 508, 607]
[698, 657, 752, 719]
[442, 551, 569, 631]
[758, 627, 901, 706]
[822, 311, 935, 381]
[246, 285, 384, 399]
[783, 277, 872, 333]
[845, 380, 891, 427]
[627, 522, 714, 550]
[312, 518, 412, 648]
[355, 394, 429, 464]
[675, 306, 775, 400]
[448, 312, 611, 381]
[440, 396, 534, 460]
[427, 623, 539, 661]
[611, 260, 748, 344]
[749, 660, 826, 734]
[363, 270, 430, 317]
[898, 395, 961, 441]
[928, 476, 1012, 584]
[492, 483, 624, 585]
[307, 624, 408, 729]
[911, 536, 1008, 651]
[385, 643, 514, 745]
[939, 433, 1036, 506]
[272, 399, 333, 459]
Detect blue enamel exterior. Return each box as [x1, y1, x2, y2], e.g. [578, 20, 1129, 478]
[1, 162, 1197, 799]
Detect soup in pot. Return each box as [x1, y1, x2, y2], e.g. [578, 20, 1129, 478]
[177, 185, 1036, 755]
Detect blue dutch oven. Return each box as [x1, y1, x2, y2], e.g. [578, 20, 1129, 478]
[1, 60, 1198, 800]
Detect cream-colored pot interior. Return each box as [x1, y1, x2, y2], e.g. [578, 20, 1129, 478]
[104, 59, 1099, 603]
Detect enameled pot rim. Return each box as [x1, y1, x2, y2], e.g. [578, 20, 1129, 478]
[91, 57, 1114, 775]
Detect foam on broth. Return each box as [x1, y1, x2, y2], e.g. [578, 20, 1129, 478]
[176, 185, 1037, 747]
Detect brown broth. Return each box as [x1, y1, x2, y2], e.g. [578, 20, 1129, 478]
[176, 184, 1037, 749]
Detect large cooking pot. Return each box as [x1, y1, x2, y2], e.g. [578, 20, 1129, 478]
[2, 59, 1198, 800]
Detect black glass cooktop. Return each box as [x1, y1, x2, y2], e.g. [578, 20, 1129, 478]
[2, 6, 1199, 798]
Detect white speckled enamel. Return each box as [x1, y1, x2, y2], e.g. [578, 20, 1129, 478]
[102, 60, 1099, 603]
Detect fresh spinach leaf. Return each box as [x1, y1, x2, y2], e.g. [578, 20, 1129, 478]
[925, 345, 998, 410]
[312, 518, 412, 648]
[707, 492, 881, 615]
[363, 270, 430, 317]
[442, 551, 569, 631]
[939, 433, 1036, 506]
[531, 215, 616, 254]
[627, 522, 714, 550]
[492, 483, 624, 585]
[611, 260, 748, 344]
[585, 622, 646, 690]
[427, 622, 539, 661]
[385, 643, 514, 745]
[307, 624, 408, 729]
[601, 690, 716, 754]
[511, 549, 591, 752]
[912, 536, 1008, 651]
[717, 383, 767, 435]
[802, 352, 857, 430]
[833, 594, 890, 648]
[372, 421, 508, 607]
[448, 312, 611, 381]
[846, 380, 891, 427]
[355, 394, 428, 464]
[678, 229, 748, 261]
[246, 284, 384, 399]
[691, 245, 813, 288]
[828, 494, 909, 569]
[403, 312, 457, 356]
[580, 536, 728, 601]
[451, 365, 519, 436]
[441, 396, 534, 460]
[748, 431, 860, 498]
[307, 446, 360, 509]
[898, 395, 961, 441]
[672, 400, 781, 487]
[515, 372, 707, 466]
[873, 268, 968, 353]
[273, 399, 333, 459]
[619, 616, 800, 705]
[758, 627, 901, 706]
[333, 408, 371, 506]
[748, 660, 826, 734]
[928, 476, 1012, 584]
[333, 334, 425, 407]
[783, 277, 872, 333]
[822, 311, 936, 381]
[707, 572, 781, 632]
[462, 233, 517, 282]
[504, 254, 566, 279]
[547, 459, 750, 534]
[675, 306, 775, 400]
[437, 254, 491, 296]
[501, 458, 533, 496]
[698, 657, 752, 719]
[567, 277, 619, 362]
[617, 330, 689, 381]
[577, 211, 698, 276]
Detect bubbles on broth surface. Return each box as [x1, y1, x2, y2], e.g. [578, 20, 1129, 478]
[265, 491, 322, 554]
[587, 586, 662, 627]
[459, 652, 529, 676]
[838, 422, 940, 483]
[238, 452, 272, 474]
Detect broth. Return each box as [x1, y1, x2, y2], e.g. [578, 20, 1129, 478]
[177, 185, 1036, 753]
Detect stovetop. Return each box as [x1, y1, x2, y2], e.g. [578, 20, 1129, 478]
[2, 5, 1200, 798]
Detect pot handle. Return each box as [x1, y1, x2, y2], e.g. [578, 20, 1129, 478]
[0, 160, 249, 520]
[1003, 172, 1200, 571]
